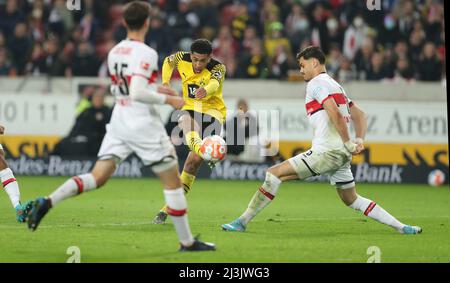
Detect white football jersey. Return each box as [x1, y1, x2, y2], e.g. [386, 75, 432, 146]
[304, 73, 353, 152]
[107, 39, 167, 142]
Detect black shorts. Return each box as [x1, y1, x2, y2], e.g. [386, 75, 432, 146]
[178, 110, 222, 138]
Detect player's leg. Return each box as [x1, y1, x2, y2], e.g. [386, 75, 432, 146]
[222, 149, 324, 232]
[222, 159, 301, 231]
[48, 159, 116, 206]
[179, 111, 204, 158]
[152, 154, 215, 251]
[180, 152, 202, 192]
[27, 132, 127, 231]
[153, 112, 216, 224]
[337, 185, 422, 234]
[332, 164, 422, 234]
[27, 159, 117, 231]
[0, 145, 32, 222]
[154, 151, 203, 223]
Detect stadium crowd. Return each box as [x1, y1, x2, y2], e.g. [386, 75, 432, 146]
[0, 0, 445, 82]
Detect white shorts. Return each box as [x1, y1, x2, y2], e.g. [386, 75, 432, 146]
[288, 148, 355, 189]
[0, 144, 3, 151]
[97, 132, 178, 174]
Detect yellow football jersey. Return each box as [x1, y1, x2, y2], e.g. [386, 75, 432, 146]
[162, 51, 227, 123]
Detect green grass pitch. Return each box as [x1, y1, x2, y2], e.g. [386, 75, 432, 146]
[0, 176, 449, 262]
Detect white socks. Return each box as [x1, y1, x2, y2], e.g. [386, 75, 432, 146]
[1, 168, 20, 208]
[349, 195, 405, 231]
[164, 188, 194, 247]
[49, 173, 97, 206]
[239, 172, 282, 226]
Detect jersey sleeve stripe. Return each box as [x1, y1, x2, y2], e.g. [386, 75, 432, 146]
[132, 71, 158, 83]
[306, 93, 347, 115]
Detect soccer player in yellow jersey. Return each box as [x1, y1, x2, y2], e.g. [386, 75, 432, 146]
[152, 39, 227, 224]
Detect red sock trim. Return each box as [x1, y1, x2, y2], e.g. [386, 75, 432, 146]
[72, 176, 84, 194]
[364, 202, 377, 216]
[259, 187, 275, 200]
[166, 206, 187, 216]
[2, 178, 16, 188]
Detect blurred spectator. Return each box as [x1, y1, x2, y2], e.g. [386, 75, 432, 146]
[195, 0, 219, 32]
[260, 0, 281, 36]
[76, 85, 96, 115]
[48, 0, 74, 37]
[336, 56, 357, 83]
[0, 0, 25, 39]
[309, 3, 332, 53]
[7, 22, 32, 75]
[423, 0, 444, 44]
[29, 0, 48, 43]
[52, 90, 111, 157]
[97, 39, 117, 78]
[268, 43, 290, 79]
[236, 41, 267, 79]
[230, 2, 255, 41]
[366, 52, 389, 81]
[70, 40, 100, 77]
[343, 15, 369, 60]
[417, 42, 442, 81]
[224, 99, 259, 159]
[394, 57, 415, 81]
[146, 16, 175, 67]
[353, 37, 375, 80]
[0, 0, 445, 82]
[408, 20, 426, 65]
[395, 0, 420, 37]
[25, 42, 46, 75]
[284, 3, 310, 51]
[326, 44, 343, 78]
[79, 12, 98, 44]
[326, 17, 343, 49]
[240, 26, 260, 55]
[0, 47, 15, 76]
[264, 22, 293, 79]
[167, 0, 200, 44]
[394, 39, 410, 61]
[0, 32, 5, 50]
[264, 22, 292, 61]
[212, 25, 239, 77]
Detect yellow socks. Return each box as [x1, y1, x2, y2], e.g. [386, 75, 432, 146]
[160, 171, 196, 214]
[180, 171, 196, 194]
[185, 131, 204, 158]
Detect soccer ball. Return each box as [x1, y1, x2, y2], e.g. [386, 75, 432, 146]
[200, 135, 227, 162]
[427, 169, 446, 187]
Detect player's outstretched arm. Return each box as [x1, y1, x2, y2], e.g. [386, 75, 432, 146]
[323, 99, 358, 154]
[129, 75, 184, 109]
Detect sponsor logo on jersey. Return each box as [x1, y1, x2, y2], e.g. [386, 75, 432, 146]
[213, 71, 222, 79]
